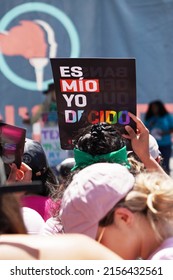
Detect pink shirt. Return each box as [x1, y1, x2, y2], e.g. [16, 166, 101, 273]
[148, 237, 173, 260]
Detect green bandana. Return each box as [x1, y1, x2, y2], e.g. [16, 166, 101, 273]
[71, 146, 131, 171]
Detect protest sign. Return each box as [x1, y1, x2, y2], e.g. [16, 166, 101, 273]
[41, 126, 69, 167]
[51, 58, 136, 149]
[0, 123, 26, 169]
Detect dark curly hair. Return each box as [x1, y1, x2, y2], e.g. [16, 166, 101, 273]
[74, 122, 127, 155]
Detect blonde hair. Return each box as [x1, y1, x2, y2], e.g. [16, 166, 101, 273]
[122, 172, 173, 240]
[128, 156, 145, 176]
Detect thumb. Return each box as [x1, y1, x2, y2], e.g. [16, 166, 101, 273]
[15, 169, 24, 181]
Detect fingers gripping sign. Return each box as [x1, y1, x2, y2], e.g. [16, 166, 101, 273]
[122, 112, 168, 176]
[7, 162, 32, 184]
[123, 112, 150, 160]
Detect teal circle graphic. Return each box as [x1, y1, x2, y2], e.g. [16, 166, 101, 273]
[0, 2, 80, 90]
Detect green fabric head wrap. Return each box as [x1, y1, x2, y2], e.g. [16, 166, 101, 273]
[71, 146, 131, 171]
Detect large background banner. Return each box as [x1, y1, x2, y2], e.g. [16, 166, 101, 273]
[51, 58, 136, 149]
[1, 0, 173, 138]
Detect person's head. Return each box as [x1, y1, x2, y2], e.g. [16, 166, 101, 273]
[43, 83, 55, 94]
[145, 100, 169, 120]
[22, 138, 58, 196]
[43, 83, 56, 102]
[98, 171, 173, 259]
[60, 163, 135, 247]
[72, 122, 131, 171]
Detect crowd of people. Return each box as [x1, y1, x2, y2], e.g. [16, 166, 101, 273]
[1, 106, 173, 260]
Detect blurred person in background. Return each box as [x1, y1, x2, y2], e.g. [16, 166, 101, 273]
[144, 100, 173, 174]
[21, 138, 60, 221]
[23, 83, 57, 126]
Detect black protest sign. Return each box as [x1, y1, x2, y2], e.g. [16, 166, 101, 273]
[51, 58, 136, 149]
